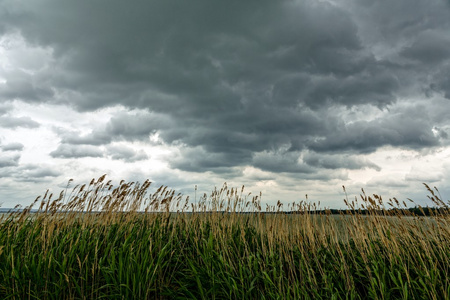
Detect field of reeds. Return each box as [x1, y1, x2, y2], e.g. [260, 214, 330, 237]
[0, 175, 449, 299]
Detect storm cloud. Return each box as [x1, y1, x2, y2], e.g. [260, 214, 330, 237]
[1, 0, 450, 206]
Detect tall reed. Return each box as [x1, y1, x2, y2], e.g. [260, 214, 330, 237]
[0, 175, 449, 299]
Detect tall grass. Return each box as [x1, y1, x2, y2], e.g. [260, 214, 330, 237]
[0, 175, 449, 299]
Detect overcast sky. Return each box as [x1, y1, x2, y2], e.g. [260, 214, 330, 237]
[1, 0, 450, 208]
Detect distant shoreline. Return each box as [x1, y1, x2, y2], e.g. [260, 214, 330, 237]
[0, 207, 446, 216]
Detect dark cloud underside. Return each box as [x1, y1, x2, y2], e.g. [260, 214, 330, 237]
[1, 0, 450, 176]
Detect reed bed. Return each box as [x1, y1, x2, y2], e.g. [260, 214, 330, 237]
[0, 175, 449, 299]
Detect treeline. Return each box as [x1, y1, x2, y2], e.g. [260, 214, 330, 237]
[283, 206, 449, 216]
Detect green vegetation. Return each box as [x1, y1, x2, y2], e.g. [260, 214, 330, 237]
[0, 176, 449, 299]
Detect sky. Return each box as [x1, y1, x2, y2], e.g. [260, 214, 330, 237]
[1, 0, 450, 209]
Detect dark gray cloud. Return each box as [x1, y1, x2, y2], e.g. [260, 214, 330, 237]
[344, 0, 450, 47]
[1, 142, 24, 151]
[0, 0, 400, 110]
[0, 71, 54, 102]
[345, 0, 450, 101]
[433, 127, 449, 140]
[104, 111, 173, 141]
[309, 104, 442, 153]
[401, 30, 450, 64]
[434, 67, 450, 100]
[252, 150, 313, 174]
[170, 146, 251, 174]
[1, 0, 450, 179]
[50, 144, 103, 158]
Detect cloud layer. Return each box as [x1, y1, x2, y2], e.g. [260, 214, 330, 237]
[1, 0, 450, 206]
